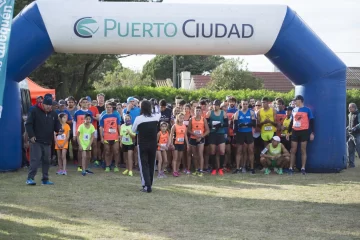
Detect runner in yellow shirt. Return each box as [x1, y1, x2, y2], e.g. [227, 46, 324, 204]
[258, 97, 277, 145]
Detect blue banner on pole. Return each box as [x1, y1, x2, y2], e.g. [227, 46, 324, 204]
[0, 0, 15, 118]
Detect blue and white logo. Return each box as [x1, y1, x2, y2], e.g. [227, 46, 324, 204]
[74, 17, 99, 38]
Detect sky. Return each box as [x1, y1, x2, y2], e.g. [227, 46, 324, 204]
[119, 0, 360, 72]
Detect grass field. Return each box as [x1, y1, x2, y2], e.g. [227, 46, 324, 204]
[0, 166, 359, 240]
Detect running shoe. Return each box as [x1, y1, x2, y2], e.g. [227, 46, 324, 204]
[186, 170, 191, 175]
[218, 169, 224, 176]
[198, 172, 204, 177]
[172, 172, 179, 177]
[301, 168, 306, 175]
[114, 167, 119, 173]
[86, 169, 94, 174]
[211, 169, 217, 176]
[157, 173, 163, 179]
[82, 170, 86, 176]
[41, 180, 54, 185]
[122, 169, 129, 175]
[192, 171, 198, 176]
[250, 169, 255, 175]
[62, 170, 67, 176]
[128, 171, 133, 177]
[232, 169, 241, 174]
[26, 178, 36, 185]
[288, 168, 294, 175]
[242, 168, 247, 173]
[183, 168, 188, 174]
[277, 168, 283, 175]
[77, 166, 82, 172]
[94, 160, 100, 167]
[264, 168, 271, 175]
[56, 170, 63, 175]
[105, 167, 110, 173]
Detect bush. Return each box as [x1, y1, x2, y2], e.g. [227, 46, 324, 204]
[87, 86, 296, 104]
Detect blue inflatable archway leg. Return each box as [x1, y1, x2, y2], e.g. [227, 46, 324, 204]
[0, 2, 53, 171]
[265, 7, 347, 172]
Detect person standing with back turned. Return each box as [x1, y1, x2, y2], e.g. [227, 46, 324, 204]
[132, 100, 160, 193]
[25, 94, 63, 185]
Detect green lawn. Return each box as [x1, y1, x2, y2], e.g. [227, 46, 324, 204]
[0, 166, 359, 240]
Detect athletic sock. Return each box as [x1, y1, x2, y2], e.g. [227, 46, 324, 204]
[219, 155, 225, 169]
[209, 154, 216, 170]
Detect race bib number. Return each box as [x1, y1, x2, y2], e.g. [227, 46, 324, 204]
[160, 144, 167, 150]
[212, 121, 220, 126]
[56, 134, 65, 140]
[294, 121, 301, 128]
[183, 121, 189, 126]
[177, 138, 184, 142]
[83, 134, 90, 141]
[194, 130, 202, 135]
[264, 126, 272, 131]
[261, 148, 268, 154]
[224, 134, 228, 139]
[108, 128, 116, 133]
[122, 136, 130, 142]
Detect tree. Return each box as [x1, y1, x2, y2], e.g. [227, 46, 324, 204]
[142, 55, 225, 80]
[208, 58, 263, 91]
[94, 67, 152, 90]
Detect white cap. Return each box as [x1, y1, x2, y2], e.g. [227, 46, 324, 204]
[273, 136, 281, 142]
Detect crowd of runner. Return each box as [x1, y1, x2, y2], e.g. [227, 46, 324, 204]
[25, 93, 317, 178]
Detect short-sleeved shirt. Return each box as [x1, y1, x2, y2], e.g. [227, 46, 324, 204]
[292, 107, 314, 131]
[88, 106, 100, 129]
[78, 123, 95, 150]
[100, 113, 122, 141]
[55, 123, 71, 149]
[123, 107, 140, 124]
[73, 109, 93, 136]
[120, 124, 134, 145]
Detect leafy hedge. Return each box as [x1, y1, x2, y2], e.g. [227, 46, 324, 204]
[88, 86, 360, 107]
[88, 86, 295, 103]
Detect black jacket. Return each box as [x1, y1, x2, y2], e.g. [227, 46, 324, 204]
[25, 104, 62, 145]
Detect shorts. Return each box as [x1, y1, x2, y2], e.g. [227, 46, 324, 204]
[226, 135, 234, 145]
[271, 159, 278, 168]
[236, 132, 254, 145]
[104, 140, 118, 146]
[261, 131, 274, 142]
[291, 130, 309, 143]
[208, 133, 226, 145]
[122, 144, 135, 152]
[204, 136, 210, 146]
[189, 138, 205, 146]
[280, 136, 291, 152]
[174, 144, 185, 151]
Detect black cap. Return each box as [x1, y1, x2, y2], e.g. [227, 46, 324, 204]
[293, 95, 304, 101]
[213, 99, 221, 106]
[286, 106, 293, 111]
[59, 100, 66, 105]
[43, 96, 52, 105]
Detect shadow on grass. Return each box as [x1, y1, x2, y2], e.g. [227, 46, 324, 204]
[0, 218, 85, 240]
[0, 167, 360, 239]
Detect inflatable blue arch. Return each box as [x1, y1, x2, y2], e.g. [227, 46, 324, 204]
[0, 0, 347, 172]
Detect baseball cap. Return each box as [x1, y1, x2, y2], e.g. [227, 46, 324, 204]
[272, 136, 281, 142]
[127, 97, 135, 103]
[286, 106, 293, 111]
[213, 99, 221, 106]
[86, 96, 91, 102]
[52, 100, 58, 106]
[59, 100, 66, 105]
[293, 95, 304, 101]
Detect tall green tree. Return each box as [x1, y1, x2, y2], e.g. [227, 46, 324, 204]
[142, 55, 225, 80]
[208, 58, 263, 91]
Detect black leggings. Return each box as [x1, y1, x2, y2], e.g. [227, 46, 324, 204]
[138, 143, 157, 188]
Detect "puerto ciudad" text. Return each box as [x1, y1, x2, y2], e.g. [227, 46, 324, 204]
[104, 19, 254, 38]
